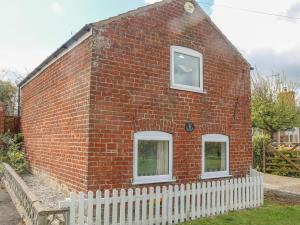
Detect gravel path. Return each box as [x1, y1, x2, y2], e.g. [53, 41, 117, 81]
[0, 182, 23, 225]
[21, 173, 65, 209]
[264, 173, 300, 196]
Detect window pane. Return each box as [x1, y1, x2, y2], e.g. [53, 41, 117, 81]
[138, 140, 169, 176]
[174, 52, 200, 87]
[205, 142, 226, 172]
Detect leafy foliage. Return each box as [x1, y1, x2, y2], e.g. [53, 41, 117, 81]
[252, 133, 271, 171]
[251, 74, 300, 135]
[0, 80, 17, 115]
[0, 132, 26, 173]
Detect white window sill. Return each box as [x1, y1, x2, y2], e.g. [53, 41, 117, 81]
[170, 85, 207, 94]
[132, 177, 176, 185]
[200, 174, 232, 180]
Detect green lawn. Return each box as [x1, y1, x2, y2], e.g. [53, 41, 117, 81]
[181, 199, 300, 225]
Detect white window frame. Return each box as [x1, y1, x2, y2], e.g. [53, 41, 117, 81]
[170, 46, 204, 93]
[201, 134, 230, 179]
[133, 131, 173, 184]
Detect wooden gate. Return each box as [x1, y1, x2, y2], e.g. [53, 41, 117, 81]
[264, 143, 300, 177]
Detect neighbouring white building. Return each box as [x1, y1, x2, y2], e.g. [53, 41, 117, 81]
[273, 128, 300, 145]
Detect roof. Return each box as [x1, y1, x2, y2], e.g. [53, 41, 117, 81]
[19, 0, 250, 88]
[18, 24, 92, 87]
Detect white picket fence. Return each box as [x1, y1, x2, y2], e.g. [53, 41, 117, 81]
[60, 170, 263, 225]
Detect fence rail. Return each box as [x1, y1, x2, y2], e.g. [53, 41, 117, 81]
[60, 170, 263, 225]
[264, 143, 300, 176]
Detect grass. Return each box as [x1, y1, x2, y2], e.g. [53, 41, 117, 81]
[181, 198, 300, 225]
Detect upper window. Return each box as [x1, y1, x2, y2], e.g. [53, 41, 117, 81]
[133, 131, 173, 184]
[171, 46, 204, 93]
[201, 134, 230, 179]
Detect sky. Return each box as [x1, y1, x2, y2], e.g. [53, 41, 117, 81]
[0, 0, 299, 83]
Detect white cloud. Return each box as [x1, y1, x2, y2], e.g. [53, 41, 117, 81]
[51, 2, 63, 14]
[210, 0, 300, 79]
[144, 0, 162, 4]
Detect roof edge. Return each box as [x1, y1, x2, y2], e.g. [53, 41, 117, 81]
[91, 0, 250, 67]
[91, 0, 176, 27]
[19, 24, 92, 88]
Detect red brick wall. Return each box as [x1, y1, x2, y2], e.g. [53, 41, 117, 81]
[20, 37, 93, 192]
[87, 0, 252, 191]
[21, 0, 252, 192]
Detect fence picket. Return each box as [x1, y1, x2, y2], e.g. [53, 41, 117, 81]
[155, 186, 161, 225]
[233, 178, 238, 210]
[201, 182, 206, 217]
[103, 190, 110, 225]
[240, 178, 244, 209]
[142, 188, 147, 224]
[237, 177, 245, 209]
[246, 177, 250, 208]
[206, 182, 211, 216]
[191, 183, 196, 219]
[196, 183, 201, 218]
[168, 185, 173, 224]
[180, 184, 185, 222]
[257, 176, 261, 207]
[69, 192, 76, 225]
[216, 181, 221, 214]
[249, 177, 253, 208]
[95, 191, 101, 225]
[186, 184, 191, 219]
[87, 191, 93, 225]
[225, 180, 230, 212]
[220, 180, 225, 214]
[253, 176, 257, 207]
[260, 174, 264, 206]
[149, 187, 154, 225]
[112, 189, 118, 225]
[174, 185, 179, 223]
[135, 188, 141, 225]
[229, 179, 234, 211]
[120, 189, 126, 224]
[78, 192, 84, 225]
[128, 189, 133, 225]
[62, 170, 263, 225]
[162, 186, 167, 225]
[211, 181, 216, 215]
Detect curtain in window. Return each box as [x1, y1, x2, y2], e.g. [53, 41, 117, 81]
[157, 141, 168, 175]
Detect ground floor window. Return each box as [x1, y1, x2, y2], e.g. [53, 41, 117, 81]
[201, 134, 230, 179]
[133, 131, 173, 184]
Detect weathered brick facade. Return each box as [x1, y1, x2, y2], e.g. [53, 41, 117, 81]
[20, 37, 93, 192]
[20, 0, 252, 192]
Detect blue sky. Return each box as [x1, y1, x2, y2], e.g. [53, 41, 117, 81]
[0, 0, 299, 83]
[0, 0, 213, 76]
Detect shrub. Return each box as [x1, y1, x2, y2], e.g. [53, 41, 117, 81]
[252, 133, 271, 171]
[0, 132, 26, 173]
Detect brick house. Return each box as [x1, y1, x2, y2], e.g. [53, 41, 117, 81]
[19, 0, 252, 193]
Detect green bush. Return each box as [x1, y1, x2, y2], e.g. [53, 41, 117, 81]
[0, 132, 26, 173]
[252, 133, 271, 171]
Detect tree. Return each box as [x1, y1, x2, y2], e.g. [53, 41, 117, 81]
[251, 74, 300, 136]
[0, 80, 17, 115]
[0, 68, 24, 115]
